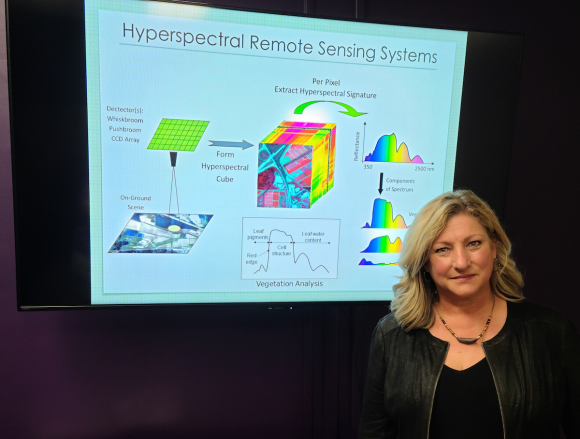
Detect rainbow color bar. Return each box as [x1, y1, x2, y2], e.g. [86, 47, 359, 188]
[361, 235, 403, 253]
[258, 121, 336, 209]
[364, 134, 424, 163]
[362, 199, 408, 229]
[359, 259, 399, 266]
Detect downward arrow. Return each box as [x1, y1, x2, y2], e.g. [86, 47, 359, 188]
[378, 173, 384, 194]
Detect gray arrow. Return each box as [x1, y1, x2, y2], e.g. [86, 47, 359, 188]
[209, 140, 254, 150]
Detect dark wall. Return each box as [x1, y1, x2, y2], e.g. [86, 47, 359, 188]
[360, 0, 580, 328]
[1, 1, 578, 438]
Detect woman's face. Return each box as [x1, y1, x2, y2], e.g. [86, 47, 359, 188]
[424, 213, 496, 300]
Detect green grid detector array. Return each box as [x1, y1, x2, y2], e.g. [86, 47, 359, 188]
[147, 119, 209, 152]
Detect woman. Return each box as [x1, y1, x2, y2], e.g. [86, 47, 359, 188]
[358, 190, 580, 439]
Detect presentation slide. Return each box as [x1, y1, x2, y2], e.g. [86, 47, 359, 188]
[85, 0, 467, 304]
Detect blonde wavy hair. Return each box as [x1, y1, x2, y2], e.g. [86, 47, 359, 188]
[390, 190, 524, 331]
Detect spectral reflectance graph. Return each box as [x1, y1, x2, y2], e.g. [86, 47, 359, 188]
[361, 235, 403, 253]
[362, 199, 408, 229]
[364, 134, 424, 163]
[359, 259, 399, 266]
[241, 217, 340, 279]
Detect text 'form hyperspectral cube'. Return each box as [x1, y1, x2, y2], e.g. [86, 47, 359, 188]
[257, 121, 336, 209]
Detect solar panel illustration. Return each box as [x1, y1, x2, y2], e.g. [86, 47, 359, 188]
[147, 119, 209, 152]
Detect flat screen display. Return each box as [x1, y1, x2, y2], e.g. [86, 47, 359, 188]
[84, 0, 466, 305]
[8, 0, 522, 309]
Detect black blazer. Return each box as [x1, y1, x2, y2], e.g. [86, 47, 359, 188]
[358, 300, 580, 438]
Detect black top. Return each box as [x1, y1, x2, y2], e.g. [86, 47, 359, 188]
[429, 358, 503, 439]
[359, 301, 580, 439]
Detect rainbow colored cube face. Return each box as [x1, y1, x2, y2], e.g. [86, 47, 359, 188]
[257, 121, 336, 209]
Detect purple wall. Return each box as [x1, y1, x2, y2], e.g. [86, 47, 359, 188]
[1, 0, 578, 438]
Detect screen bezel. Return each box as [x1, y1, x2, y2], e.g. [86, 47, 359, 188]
[6, 0, 523, 310]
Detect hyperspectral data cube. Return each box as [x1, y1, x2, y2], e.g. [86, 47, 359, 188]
[257, 121, 336, 209]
